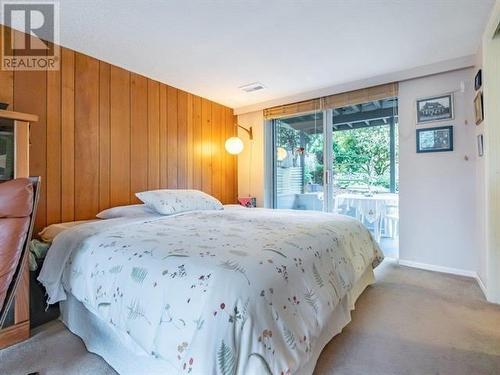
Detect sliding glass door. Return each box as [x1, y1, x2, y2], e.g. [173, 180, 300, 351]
[330, 98, 399, 257]
[273, 109, 325, 211]
[272, 96, 399, 256]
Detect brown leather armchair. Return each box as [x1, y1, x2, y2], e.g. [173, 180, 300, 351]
[0, 177, 40, 327]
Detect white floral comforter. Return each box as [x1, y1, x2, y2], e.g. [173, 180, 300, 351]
[39, 206, 383, 375]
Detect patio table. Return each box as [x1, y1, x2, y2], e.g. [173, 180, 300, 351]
[334, 193, 399, 241]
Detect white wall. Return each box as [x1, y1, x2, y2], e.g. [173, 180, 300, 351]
[237, 111, 266, 207]
[474, 53, 488, 290]
[398, 68, 479, 274]
[482, 0, 500, 303]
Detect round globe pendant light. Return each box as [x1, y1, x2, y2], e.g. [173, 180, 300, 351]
[225, 137, 244, 155]
[225, 124, 253, 155]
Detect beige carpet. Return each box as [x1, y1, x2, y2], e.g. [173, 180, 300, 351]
[1, 260, 499, 375]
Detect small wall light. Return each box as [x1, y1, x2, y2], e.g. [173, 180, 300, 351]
[225, 137, 244, 155]
[225, 124, 253, 155]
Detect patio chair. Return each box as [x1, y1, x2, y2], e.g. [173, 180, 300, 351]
[382, 203, 399, 239]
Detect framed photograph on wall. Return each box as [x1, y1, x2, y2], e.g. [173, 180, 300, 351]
[477, 134, 484, 157]
[474, 91, 484, 125]
[416, 93, 454, 124]
[475, 70, 482, 90]
[416, 126, 453, 153]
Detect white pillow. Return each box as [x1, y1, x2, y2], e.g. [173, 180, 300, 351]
[96, 204, 156, 219]
[135, 189, 223, 215]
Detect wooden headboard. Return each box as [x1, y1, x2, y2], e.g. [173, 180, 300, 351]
[0, 26, 238, 231]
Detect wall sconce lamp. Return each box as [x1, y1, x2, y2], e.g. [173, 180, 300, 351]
[225, 124, 253, 155]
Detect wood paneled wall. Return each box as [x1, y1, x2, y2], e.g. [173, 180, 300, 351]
[0, 27, 238, 231]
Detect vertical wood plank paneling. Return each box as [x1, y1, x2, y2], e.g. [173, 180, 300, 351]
[1, 26, 237, 226]
[74, 53, 99, 220]
[147, 80, 160, 190]
[130, 73, 148, 202]
[187, 93, 194, 188]
[177, 90, 188, 188]
[110, 66, 131, 206]
[0, 25, 13, 105]
[14, 63, 47, 231]
[211, 103, 222, 201]
[167, 86, 178, 188]
[99, 62, 111, 211]
[13, 122, 29, 178]
[46, 65, 61, 224]
[193, 96, 202, 190]
[61, 48, 75, 222]
[201, 99, 212, 194]
[159, 85, 168, 188]
[0, 68, 13, 105]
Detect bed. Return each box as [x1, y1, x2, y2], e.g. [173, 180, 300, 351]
[39, 205, 383, 375]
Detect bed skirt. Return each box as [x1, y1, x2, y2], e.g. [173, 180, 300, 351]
[60, 266, 376, 375]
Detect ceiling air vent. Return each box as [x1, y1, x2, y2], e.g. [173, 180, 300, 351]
[239, 82, 266, 93]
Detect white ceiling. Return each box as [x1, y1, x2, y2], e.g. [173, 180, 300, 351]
[56, 0, 493, 111]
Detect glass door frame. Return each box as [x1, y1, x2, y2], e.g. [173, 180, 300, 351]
[271, 109, 334, 212]
[271, 104, 398, 210]
[323, 109, 334, 212]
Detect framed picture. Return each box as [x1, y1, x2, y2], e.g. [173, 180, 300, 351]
[474, 91, 484, 125]
[416, 93, 454, 124]
[475, 69, 482, 91]
[477, 134, 484, 157]
[416, 126, 453, 153]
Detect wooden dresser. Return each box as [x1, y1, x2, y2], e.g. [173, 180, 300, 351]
[0, 109, 38, 349]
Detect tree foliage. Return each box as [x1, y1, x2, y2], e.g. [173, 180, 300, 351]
[276, 121, 396, 191]
[333, 126, 393, 189]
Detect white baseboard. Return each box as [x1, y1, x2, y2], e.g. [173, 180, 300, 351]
[398, 259, 476, 278]
[397, 259, 488, 300]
